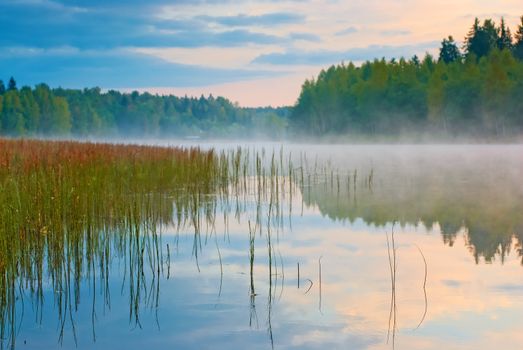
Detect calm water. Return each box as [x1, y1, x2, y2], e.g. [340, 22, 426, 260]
[11, 145, 523, 349]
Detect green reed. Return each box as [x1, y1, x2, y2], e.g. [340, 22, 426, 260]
[0, 138, 357, 349]
[0, 139, 225, 348]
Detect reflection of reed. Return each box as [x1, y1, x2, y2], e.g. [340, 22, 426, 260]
[2, 140, 354, 349]
[248, 220, 256, 299]
[319, 256, 323, 314]
[386, 224, 397, 349]
[248, 220, 258, 330]
[414, 245, 428, 330]
[384, 226, 429, 347]
[297, 262, 300, 289]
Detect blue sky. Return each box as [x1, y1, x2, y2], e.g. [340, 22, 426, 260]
[0, 0, 521, 106]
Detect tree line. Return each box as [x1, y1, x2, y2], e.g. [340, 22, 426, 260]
[291, 16, 523, 138]
[0, 81, 288, 138]
[3, 16, 523, 140]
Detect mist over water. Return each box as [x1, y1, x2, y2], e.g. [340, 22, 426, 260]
[3, 141, 523, 349]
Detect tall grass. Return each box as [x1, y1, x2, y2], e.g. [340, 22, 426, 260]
[0, 139, 357, 349]
[0, 139, 223, 348]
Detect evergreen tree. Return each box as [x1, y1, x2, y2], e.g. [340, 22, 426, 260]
[439, 36, 461, 63]
[7, 77, 17, 91]
[411, 55, 420, 66]
[465, 18, 498, 59]
[514, 16, 523, 60]
[3, 14, 523, 140]
[0, 80, 5, 95]
[497, 17, 513, 50]
[483, 19, 499, 45]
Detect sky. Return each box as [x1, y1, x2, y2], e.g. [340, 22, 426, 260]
[0, 0, 522, 107]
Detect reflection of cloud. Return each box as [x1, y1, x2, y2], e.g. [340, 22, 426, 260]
[21, 170, 523, 348]
[211, 202, 523, 348]
[442, 280, 462, 288]
[493, 284, 523, 293]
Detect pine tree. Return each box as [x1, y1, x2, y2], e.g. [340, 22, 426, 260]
[411, 55, 420, 66]
[7, 77, 17, 91]
[465, 18, 498, 59]
[0, 80, 5, 94]
[439, 36, 461, 63]
[464, 18, 481, 54]
[497, 17, 513, 50]
[514, 16, 523, 60]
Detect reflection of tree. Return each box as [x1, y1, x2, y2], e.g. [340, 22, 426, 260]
[300, 156, 523, 264]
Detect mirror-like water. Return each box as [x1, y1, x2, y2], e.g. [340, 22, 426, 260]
[3, 144, 523, 350]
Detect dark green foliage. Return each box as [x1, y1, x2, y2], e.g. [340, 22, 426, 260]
[465, 18, 499, 59]
[291, 17, 523, 138]
[1, 90, 25, 135]
[514, 16, 523, 60]
[497, 18, 513, 50]
[0, 80, 5, 95]
[439, 36, 461, 64]
[7, 77, 16, 91]
[411, 55, 420, 66]
[0, 84, 289, 138]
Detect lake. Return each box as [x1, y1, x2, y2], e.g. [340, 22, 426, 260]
[5, 144, 523, 350]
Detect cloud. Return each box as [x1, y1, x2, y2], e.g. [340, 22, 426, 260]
[0, 48, 285, 88]
[2, 0, 87, 13]
[380, 29, 411, 36]
[0, 1, 291, 49]
[3, 0, 519, 106]
[335, 26, 358, 36]
[251, 41, 439, 65]
[197, 12, 305, 27]
[289, 32, 322, 42]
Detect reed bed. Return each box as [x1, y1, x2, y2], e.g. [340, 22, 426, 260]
[0, 138, 360, 349]
[0, 139, 224, 348]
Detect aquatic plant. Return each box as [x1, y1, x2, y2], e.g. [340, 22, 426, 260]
[0, 138, 357, 349]
[0, 139, 225, 348]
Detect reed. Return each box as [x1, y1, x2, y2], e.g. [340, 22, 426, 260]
[0, 138, 224, 348]
[0, 138, 353, 349]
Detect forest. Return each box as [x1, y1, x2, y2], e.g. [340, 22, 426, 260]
[290, 16, 523, 138]
[2, 16, 523, 139]
[0, 82, 288, 139]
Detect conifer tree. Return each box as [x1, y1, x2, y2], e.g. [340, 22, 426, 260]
[465, 18, 498, 58]
[439, 36, 461, 63]
[7, 77, 17, 91]
[514, 16, 523, 60]
[497, 17, 513, 50]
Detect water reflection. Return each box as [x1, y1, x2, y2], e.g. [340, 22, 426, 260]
[1, 145, 523, 349]
[298, 145, 523, 264]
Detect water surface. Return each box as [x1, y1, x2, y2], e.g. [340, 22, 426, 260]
[9, 144, 523, 349]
